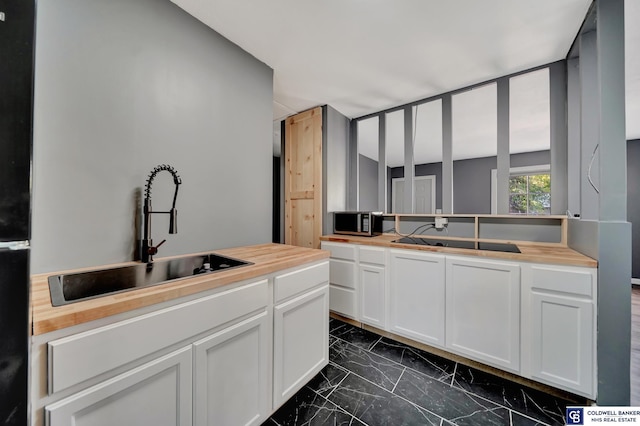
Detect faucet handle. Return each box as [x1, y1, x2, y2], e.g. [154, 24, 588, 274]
[148, 239, 166, 256]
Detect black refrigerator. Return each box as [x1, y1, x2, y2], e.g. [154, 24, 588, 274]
[0, 1, 35, 425]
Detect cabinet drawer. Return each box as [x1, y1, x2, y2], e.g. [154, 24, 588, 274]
[48, 279, 268, 394]
[530, 265, 594, 297]
[329, 285, 357, 319]
[321, 242, 356, 261]
[329, 259, 356, 289]
[359, 246, 385, 266]
[274, 261, 329, 303]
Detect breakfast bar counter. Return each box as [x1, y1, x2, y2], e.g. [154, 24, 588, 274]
[320, 234, 597, 267]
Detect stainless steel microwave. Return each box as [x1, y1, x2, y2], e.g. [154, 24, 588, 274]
[333, 212, 382, 237]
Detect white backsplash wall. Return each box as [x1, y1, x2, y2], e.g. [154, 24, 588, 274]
[31, 0, 273, 273]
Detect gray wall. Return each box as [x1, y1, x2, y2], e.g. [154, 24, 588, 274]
[323, 106, 349, 234]
[388, 150, 550, 214]
[358, 155, 378, 211]
[629, 139, 640, 279]
[453, 156, 497, 214]
[566, 0, 629, 405]
[31, 0, 273, 273]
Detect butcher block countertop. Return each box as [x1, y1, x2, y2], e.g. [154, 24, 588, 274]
[31, 243, 329, 336]
[320, 234, 597, 268]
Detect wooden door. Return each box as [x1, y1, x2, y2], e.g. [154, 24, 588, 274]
[285, 107, 323, 248]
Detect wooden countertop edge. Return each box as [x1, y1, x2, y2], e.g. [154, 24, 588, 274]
[320, 235, 598, 268]
[31, 244, 329, 336]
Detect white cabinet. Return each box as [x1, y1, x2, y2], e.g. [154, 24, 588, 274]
[36, 259, 331, 426]
[273, 261, 329, 408]
[322, 240, 598, 398]
[46, 347, 192, 426]
[359, 246, 386, 328]
[445, 256, 521, 372]
[47, 279, 269, 394]
[193, 311, 270, 426]
[273, 285, 329, 408]
[389, 249, 445, 347]
[321, 242, 358, 319]
[521, 264, 596, 397]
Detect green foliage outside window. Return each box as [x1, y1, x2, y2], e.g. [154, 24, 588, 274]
[509, 174, 550, 215]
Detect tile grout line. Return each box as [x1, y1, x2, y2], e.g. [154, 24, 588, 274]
[331, 322, 559, 425]
[304, 380, 373, 426]
[329, 360, 448, 425]
[391, 367, 406, 394]
[322, 369, 351, 401]
[368, 335, 383, 351]
[335, 326, 566, 421]
[314, 372, 374, 426]
[332, 334, 455, 386]
[450, 362, 458, 387]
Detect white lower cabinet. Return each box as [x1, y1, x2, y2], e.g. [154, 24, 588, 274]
[522, 264, 596, 397]
[37, 260, 331, 426]
[445, 256, 521, 372]
[46, 347, 192, 426]
[273, 285, 329, 408]
[321, 242, 358, 319]
[193, 311, 270, 426]
[324, 243, 598, 398]
[359, 265, 385, 327]
[389, 249, 445, 347]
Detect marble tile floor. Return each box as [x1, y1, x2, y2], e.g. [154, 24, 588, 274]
[263, 318, 584, 426]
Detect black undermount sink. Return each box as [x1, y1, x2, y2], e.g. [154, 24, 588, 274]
[48, 253, 253, 307]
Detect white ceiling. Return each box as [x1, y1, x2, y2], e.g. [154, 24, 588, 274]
[172, 0, 639, 160]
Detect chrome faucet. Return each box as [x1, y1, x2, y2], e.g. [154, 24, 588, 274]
[141, 164, 182, 263]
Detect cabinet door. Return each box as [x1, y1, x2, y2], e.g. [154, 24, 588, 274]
[193, 311, 270, 426]
[389, 250, 445, 347]
[530, 293, 593, 395]
[523, 264, 596, 397]
[359, 264, 386, 328]
[45, 347, 192, 426]
[273, 285, 329, 409]
[445, 257, 520, 372]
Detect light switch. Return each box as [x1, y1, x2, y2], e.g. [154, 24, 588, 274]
[0, 12, 5, 21]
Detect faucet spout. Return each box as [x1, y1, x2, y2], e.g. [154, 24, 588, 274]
[141, 164, 182, 263]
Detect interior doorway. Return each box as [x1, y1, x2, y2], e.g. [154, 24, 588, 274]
[392, 175, 436, 213]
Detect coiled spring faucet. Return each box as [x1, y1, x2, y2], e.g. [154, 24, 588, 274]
[141, 164, 182, 263]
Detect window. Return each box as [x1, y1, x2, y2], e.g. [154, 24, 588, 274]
[509, 172, 550, 215]
[490, 165, 551, 215]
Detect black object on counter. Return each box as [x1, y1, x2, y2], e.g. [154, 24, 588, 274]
[392, 237, 520, 253]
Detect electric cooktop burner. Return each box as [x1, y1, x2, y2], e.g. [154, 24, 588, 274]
[392, 237, 521, 253]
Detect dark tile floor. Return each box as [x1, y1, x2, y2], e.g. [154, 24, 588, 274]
[263, 318, 581, 426]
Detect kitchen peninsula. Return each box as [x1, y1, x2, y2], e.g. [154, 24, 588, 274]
[321, 214, 598, 399]
[30, 243, 329, 426]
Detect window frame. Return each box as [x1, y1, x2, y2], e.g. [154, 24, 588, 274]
[491, 165, 551, 215]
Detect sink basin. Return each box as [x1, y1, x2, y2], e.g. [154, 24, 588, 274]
[48, 253, 253, 307]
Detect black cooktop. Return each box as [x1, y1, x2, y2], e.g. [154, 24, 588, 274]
[392, 237, 521, 253]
